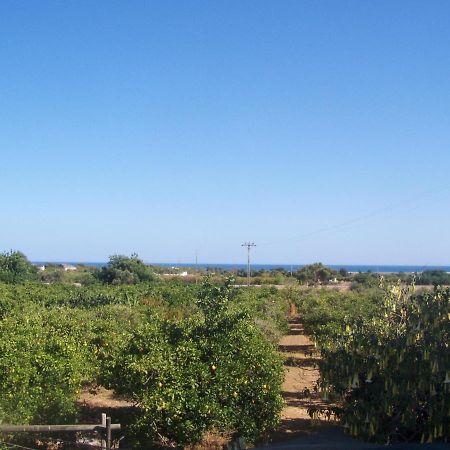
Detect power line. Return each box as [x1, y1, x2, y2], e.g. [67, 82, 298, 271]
[259, 183, 450, 247]
[241, 242, 256, 286]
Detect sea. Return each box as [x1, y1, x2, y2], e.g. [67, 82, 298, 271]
[33, 262, 450, 273]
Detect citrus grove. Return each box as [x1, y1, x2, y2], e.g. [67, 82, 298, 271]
[0, 278, 287, 447]
[0, 253, 448, 447]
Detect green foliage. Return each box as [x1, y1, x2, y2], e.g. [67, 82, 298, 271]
[0, 276, 285, 447]
[293, 287, 383, 339]
[96, 254, 156, 284]
[91, 304, 147, 387]
[233, 286, 290, 343]
[351, 272, 381, 288]
[0, 307, 94, 424]
[0, 282, 200, 311]
[416, 270, 450, 286]
[351, 272, 413, 289]
[37, 264, 99, 286]
[0, 251, 36, 284]
[196, 276, 235, 321]
[303, 285, 450, 444]
[108, 280, 284, 446]
[294, 263, 339, 285]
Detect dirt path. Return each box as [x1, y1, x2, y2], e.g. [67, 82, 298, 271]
[256, 314, 390, 449]
[275, 315, 331, 436]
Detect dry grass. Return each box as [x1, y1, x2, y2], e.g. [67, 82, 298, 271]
[184, 431, 233, 450]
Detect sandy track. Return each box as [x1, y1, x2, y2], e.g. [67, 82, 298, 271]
[257, 316, 383, 449]
[276, 317, 331, 435]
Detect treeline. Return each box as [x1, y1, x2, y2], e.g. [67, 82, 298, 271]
[0, 251, 156, 286]
[1, 250, 449, 287]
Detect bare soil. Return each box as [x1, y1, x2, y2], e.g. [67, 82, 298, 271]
[78, 386, 133, 410]
[278, 318, 329, 424]
[264, 311, 338, 447]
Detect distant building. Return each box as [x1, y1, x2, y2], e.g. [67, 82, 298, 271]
[62, 264, 77, 271]
[38, 265, 46, 271]
[163, 271, 189, 277]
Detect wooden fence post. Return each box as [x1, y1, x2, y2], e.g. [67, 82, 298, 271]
[101, 413, 107, 449]
[106, 416, 111, 450]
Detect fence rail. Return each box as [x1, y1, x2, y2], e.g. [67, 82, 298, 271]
[0, 424, 120, 433]
[0, 414, 120, 450]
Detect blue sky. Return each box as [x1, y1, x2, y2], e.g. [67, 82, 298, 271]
[1, 1, 450, 265]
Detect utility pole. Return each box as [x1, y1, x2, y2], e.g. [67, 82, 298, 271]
[195, 251, 198, 284]
[241, 242, 256, 286]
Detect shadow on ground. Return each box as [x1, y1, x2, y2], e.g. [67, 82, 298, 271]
[256, 421, 448, 450]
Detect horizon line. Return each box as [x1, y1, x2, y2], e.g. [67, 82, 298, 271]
[31, 260, 450, 267]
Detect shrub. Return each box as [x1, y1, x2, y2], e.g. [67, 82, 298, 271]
[314, 286, 450, 444]
[294, 263, 339, 285]
[96, 254, 156, 284]
[0, 307, 95, 424]
[0, 251, 36, 284]
[415, 270, 450, 286]
[108, 279, 284, 446]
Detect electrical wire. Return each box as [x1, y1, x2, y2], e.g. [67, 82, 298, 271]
[258, 183, 450, 247]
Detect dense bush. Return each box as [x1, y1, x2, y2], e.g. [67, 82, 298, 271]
[351, 272, 381, 288]
[0, 282, 199, 310]
[233, 286, 290, 343]
[302, 285, 450, 444]
[107, 279, 284, 446]
[415, 270, 450, 286]
[0, 307, 94, 424]
[294, 263, 340, 285]
[293, 287, 383, 339]
[0, 251, 36, 284]
[96, 254, 157, 284]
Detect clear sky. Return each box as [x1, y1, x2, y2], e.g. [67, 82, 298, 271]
[1, 1, 450, 265]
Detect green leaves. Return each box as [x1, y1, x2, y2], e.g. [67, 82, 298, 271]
[0, 308, 95, 424]
[96, 254, 156, 285]
[107, 281, 284, 446]
[0, 250, 36, 284]
[306, 286, 450, 444]
[0, 278, 285, 446]
[196, 275, 234, 319]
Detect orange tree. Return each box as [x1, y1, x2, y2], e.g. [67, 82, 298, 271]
[106, 278, 284, 447]
[0, 306, 94, 424]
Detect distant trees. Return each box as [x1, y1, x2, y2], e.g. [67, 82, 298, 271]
[96, 254, 156, 285]
[294, 263, 338, 285]
[0, 250, 36, 283]
[415, 270, 450, 286]
[352, 271, 380, 288]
